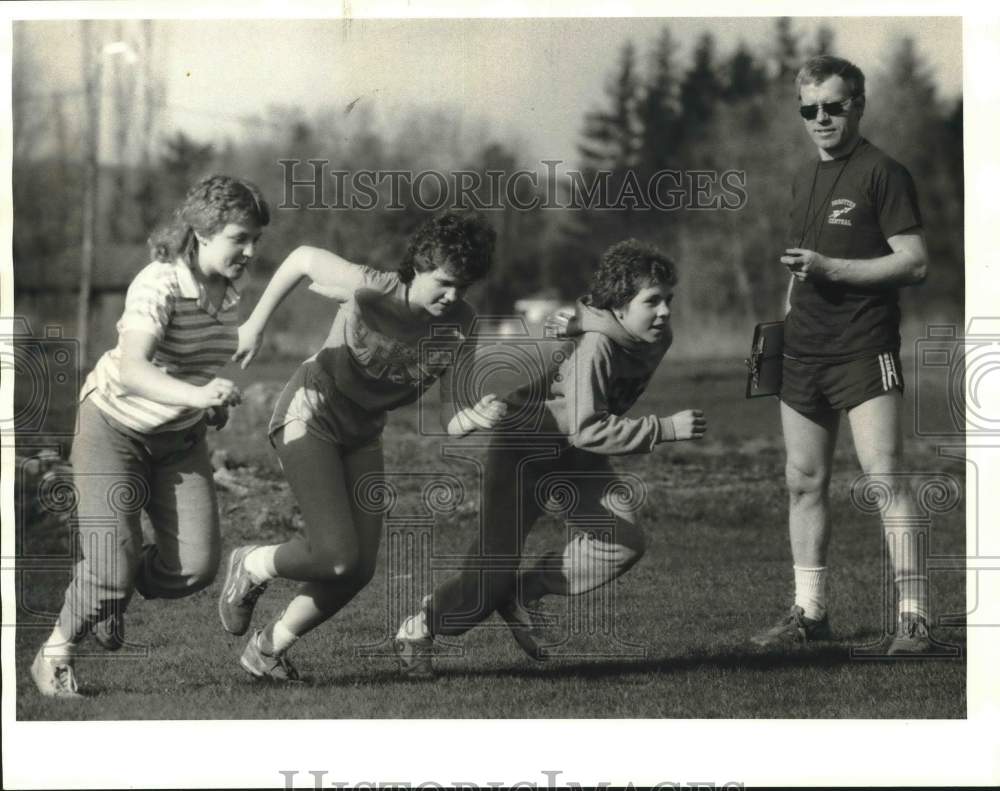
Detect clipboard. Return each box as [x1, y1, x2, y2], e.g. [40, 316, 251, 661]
[745, 321, 784, 399]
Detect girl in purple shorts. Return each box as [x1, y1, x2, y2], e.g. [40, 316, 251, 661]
[218, 211, 500, 681]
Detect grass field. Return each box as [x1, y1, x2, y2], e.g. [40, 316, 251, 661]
[14, 355, 967, 719]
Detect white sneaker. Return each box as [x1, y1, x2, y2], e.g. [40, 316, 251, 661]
[31, 648, 82, 698]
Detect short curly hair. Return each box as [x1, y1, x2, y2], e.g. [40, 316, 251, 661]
[398, 210, 496, 284]
[586, 239, 678, 310]
[148, 175, 270, 264]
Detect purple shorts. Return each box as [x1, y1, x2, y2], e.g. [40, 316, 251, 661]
[268, 361, 385, 451]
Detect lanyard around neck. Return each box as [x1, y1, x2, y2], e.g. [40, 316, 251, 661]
[797, 138, 862, 250]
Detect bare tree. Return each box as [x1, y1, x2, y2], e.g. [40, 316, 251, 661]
[137, 19, 163, 235]
[78, 20, 100, 365]
[108, 21, 138, 242]
[51, 93, 72, 250]
[12, 25, 47, 162]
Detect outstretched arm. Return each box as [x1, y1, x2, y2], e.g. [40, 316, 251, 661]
[234, 246, 379, 368]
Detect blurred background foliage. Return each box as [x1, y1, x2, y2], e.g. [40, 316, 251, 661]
[13, 18, 962, 362]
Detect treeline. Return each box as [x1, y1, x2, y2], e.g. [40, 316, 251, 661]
[553, 23, 963, 332]
[13, 19, 963, 358]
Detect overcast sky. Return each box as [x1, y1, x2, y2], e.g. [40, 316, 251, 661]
[19, 15, 963, 166]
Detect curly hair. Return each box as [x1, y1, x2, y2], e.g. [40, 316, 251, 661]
[148, 175, 271, 264]
[586, 239, 678, 310]
[397, 210, 496, 284]
[796, 55, 866, 100]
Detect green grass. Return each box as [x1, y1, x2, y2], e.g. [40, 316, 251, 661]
[15, 357, 967, 719]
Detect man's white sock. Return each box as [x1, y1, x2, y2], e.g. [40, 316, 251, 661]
[896, 573, 929, 622]
[793, 565, 828, 620]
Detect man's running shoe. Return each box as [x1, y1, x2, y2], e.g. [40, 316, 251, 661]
[888, 613, 932, 656]
[750, 604, 833, 647]
[219, 546, 268, 635]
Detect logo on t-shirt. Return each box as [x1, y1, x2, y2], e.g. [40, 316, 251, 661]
[827, 198, 856, 226]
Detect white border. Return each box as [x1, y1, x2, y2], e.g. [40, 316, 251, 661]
[2, 2, 997, 788]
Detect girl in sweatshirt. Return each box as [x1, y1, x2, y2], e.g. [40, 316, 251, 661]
[394, 239, 707, 675]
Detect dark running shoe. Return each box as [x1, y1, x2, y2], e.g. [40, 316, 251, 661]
[888, 614, 932, 656]
[751, 605, 833, 647]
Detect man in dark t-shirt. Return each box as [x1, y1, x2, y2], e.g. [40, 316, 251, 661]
[751, 55, 935, 655]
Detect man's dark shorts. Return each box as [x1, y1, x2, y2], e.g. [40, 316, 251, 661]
[780, 351, 905, 416]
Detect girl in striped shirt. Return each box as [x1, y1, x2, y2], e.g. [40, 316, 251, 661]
[31, 175, 270, 698]
[217, 210, 501, 682]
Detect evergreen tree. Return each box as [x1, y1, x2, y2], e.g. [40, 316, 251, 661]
[578, 40, 641, 172]
[679, 33, 722, 128]
[867, 37, 963, 312]
[867, 37, 940, 175]
[462, 142, 546, 313]
[551, 40, 647, 300]
[725, 41, 767, 100]
[773, 17, 799, 79]
[638, 28, 682, 175]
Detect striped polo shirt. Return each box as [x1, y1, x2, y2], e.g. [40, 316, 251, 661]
[82, 259, 240, 434]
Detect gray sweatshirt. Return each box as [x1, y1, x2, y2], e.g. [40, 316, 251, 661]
[502, 299, 675, 455]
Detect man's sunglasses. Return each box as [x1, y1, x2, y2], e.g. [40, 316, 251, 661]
[798, 98, 856, 120]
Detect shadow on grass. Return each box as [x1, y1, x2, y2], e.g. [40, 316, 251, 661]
[326, 630, 966, 688]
